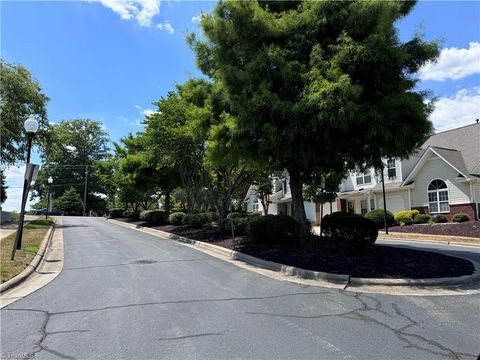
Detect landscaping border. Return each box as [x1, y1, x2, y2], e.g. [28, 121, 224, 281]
[379, 231, 480, 246]
[105, 218, 480, 289]
[0, 219, 56, 294]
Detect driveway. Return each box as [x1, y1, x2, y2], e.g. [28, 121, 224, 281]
[1, 217, 479, 359]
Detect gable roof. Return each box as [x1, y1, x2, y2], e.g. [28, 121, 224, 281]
[421, 122, 480, 175]
[401, 146, 470, 185]
[431, 147, 469, 176]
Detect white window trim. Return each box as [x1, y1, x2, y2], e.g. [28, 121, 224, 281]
[252, 197, 259, 212]
[356, 170, 372, 186]
[387, 159, 397, 180]
[427, 179, 450, 214]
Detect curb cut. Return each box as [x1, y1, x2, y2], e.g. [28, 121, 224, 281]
[0, 219, 56, 294]
[105, 218, 480, 289]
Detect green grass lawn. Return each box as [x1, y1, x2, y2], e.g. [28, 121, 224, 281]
[1, 218, 54, 283]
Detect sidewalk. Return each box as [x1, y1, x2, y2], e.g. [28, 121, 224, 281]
[0, 216, 38, 241]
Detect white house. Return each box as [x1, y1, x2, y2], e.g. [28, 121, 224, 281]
[244, 121, 480, 223]
[244, 173, 322, 224]
[339, 121, 480, 221]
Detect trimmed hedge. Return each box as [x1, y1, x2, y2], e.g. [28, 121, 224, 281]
[412, 213, 431, 224]
[365, 209, 395, 228]
[224, 217, 251, 235]
[322, 212, 378, 246]
[249, 215, 299, 245]
[452, 213, 470, 222]
[183, 212, 217, 228]
[169, 212, 186, 225]
[432, 214, 448, 223]
[396, 216, 413, 226]
[109, 208, 125, 218]
[394, 210, 419, 222]
[122, 211, 138, 219]
[139, 210, 169, 224]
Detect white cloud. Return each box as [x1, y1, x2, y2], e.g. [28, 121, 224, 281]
[89, 0, 161, 27]
[1, 166, 34, 211]
[141, 108, 155, 117]
[429, 87, 480, 132]
[419, 42, 480, 81]
[156, 20, 174, 34]
[191, 14, 201, 23]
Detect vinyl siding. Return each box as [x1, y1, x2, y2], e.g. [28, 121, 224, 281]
[410, 156, 471, 208]
[375, 190, 410, 213]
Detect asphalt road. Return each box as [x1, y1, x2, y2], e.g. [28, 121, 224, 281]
[1, 217, 479, 360]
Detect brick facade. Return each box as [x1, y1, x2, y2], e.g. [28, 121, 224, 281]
[413, 203, 477, 222]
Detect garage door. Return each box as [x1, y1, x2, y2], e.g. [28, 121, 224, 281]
[378, 195, 406, 213]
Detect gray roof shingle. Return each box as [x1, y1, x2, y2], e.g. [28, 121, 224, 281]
[422, 123, 480, 176]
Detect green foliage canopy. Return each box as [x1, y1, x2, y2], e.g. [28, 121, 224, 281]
[190, 0, 439, 233]
[0, 60, 49, 166]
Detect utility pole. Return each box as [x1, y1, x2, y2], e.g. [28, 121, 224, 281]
[83, 165, 88, 216]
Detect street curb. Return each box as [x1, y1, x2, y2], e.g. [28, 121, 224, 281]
[105, 218, 480, 288]
[378, 231, 480, 246]
[0, 219, 56, 294]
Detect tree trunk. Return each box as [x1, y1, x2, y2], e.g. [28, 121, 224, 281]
[288, 172, 310, 241]
[164, 190, 171, 213]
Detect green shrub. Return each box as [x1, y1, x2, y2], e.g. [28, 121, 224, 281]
[10, 211, 20, 221]
[249, 215, 299, 245]
[182, 212, 217, 228]
[109, 208, 125, 218]
[396, 216, 413, 226]
[122, 211, 137, 219]
[432, 214, 448, 223]
[365, 209, 395, 228]
[322, 212, 378, 246]
[169, 212, 186, 225]
[452, 213, 470, 222]
[412, 213, 431, 224]
[140, 210, 169, 224]
[394, 210, 419, 222]
[224, 216, 251, 235]
[201, 212, 218, 222]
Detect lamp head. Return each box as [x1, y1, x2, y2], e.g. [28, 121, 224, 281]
[48, 176, 53, 184]
[24, 116, 39, 135]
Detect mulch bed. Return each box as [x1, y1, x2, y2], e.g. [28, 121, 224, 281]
[114, 218, 475, 279]
[389, 221, 480, 238]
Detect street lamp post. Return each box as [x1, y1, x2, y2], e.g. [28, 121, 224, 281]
[46, 176, 53, 219]
[12, 116, 39, 258]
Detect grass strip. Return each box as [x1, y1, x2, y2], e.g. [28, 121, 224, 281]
[1, 217, 54, 283]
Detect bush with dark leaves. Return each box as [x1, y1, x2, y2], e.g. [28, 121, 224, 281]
[249, 215, 299, 246]
[322, 212, 378, 246]
[452, 213, 469, 222]
[109, 208, 125, 218]
[365, 209, 395, 228]
[412, 213, 431, 224]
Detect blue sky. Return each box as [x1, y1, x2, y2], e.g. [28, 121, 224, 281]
[1, 0, 479, 211]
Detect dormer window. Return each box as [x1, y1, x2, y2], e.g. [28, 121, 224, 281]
[356, 170, 372, 186]
[387, 159, 396, 180]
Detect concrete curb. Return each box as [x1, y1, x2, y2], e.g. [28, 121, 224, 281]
[0, 219, 56, 294]
[379, 231, 480, 246]
[105, 218, 479, 288]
